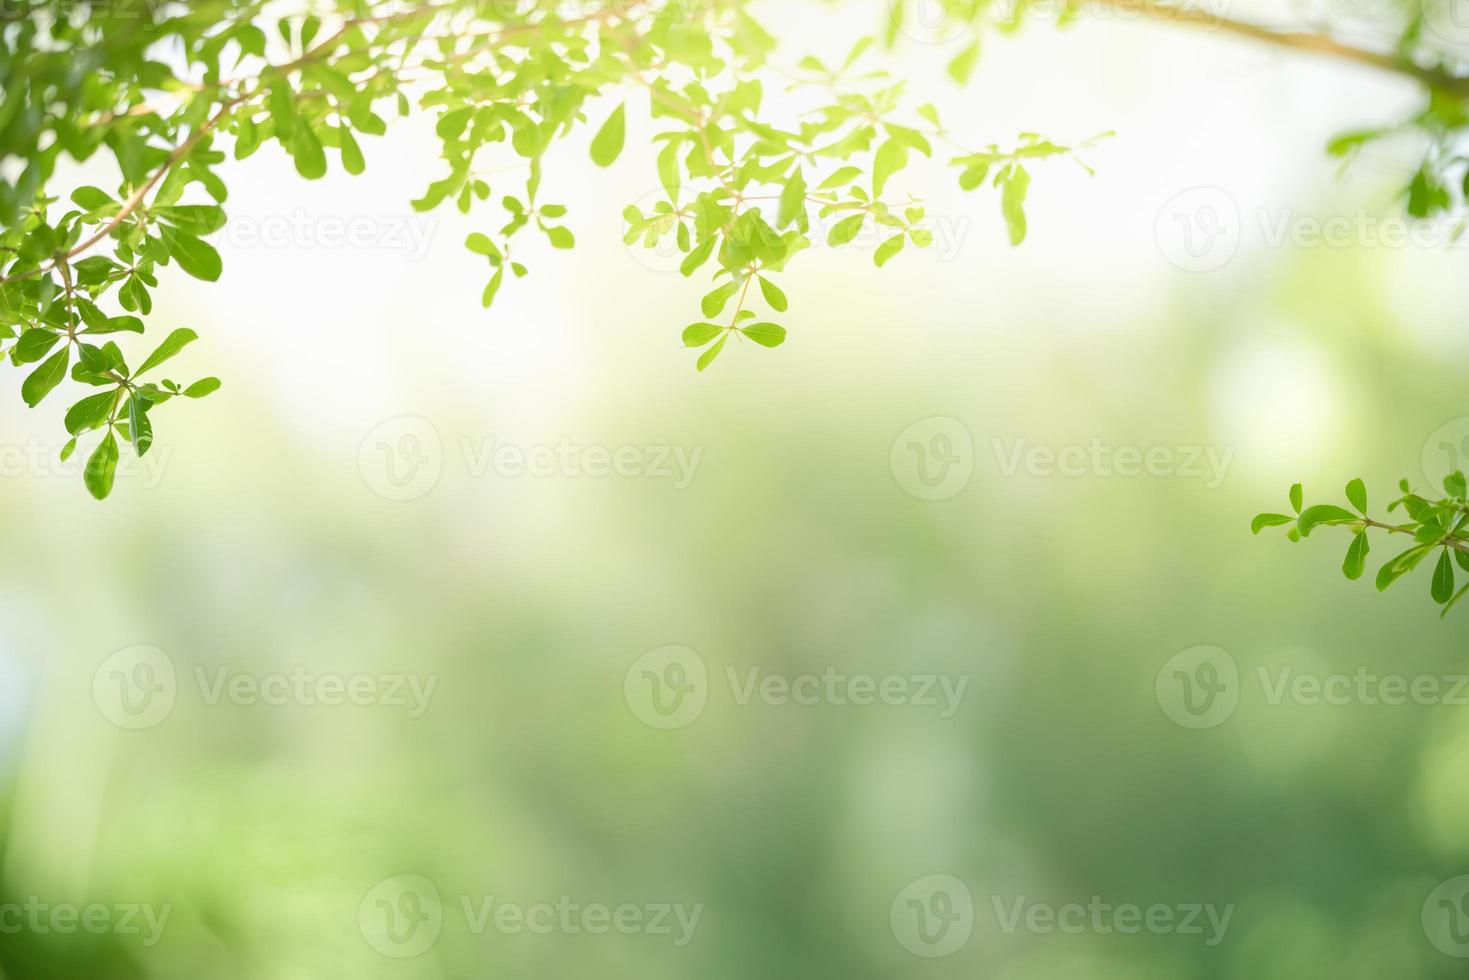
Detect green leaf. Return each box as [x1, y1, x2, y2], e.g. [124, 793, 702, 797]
[164, 229, 223, 282]
[71, 186, 116, 211]
[959, 164, 990, 191]
[875, 234, 905, 268]
[543, 225, 575, 249]
[1433, 549, 1456, 604]
[65, 390, 117, 435]
[339, 125, 365, 175]
[1000, 166, 1030, 245]
[293, 125, 328, 179]
[872, 139, 907, 198]
[183, 377, 222, 398]
[128, 395, 154, 456]
[758, 277, 788, 313]
[947, 40, 981, 84]
[1377, 543, 1434, 592]
[135, 328, 198, 377]
[466, 233, 501, 259]
[84, 431, 120, 500]
[1297, 504, 1359, 537]
[12, 329, 61, 363]
[1289, 483, 1304, 514]
[682, 322, 723, 347]
[701, 281, 740, 318]
[741, 322, 786, 348]
[1251, 513, 1295, 534]
[817, 167, 862, 191]
[1343, 530, 1370, 580]
[590, 104, 626, 167]
[22, 348, 70, 407]
[81, 314, 145, 336]
[481, 266, 505, 308]
[680, 237, 717, 278]
[829, 214, 865, 246]
[1442, 580, 1469, 618]
[777, 167, 807, 230]
[657, 142, 682, 201]
[1346, 478, 1367, 514]
[696, 334, 727, 372]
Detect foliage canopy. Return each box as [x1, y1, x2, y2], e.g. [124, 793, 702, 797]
[2, 0, 1466, 508]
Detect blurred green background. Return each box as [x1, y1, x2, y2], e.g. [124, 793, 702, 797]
[4, 2, 1469, 977]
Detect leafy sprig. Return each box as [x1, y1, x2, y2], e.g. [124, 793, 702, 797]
[1, 1, 1091, 495]
[1254, 474, 1469, 617]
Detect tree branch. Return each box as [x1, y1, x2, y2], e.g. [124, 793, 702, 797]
[1091, 0, 1469, 95]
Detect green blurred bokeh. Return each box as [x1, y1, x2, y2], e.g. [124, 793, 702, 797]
[4, 5, 1469, 978]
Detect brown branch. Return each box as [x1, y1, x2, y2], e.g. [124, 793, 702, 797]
[1091, 0, 1469, 95]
